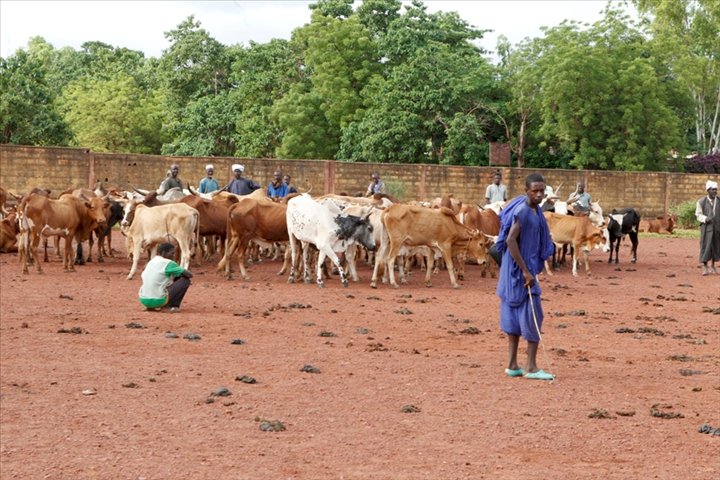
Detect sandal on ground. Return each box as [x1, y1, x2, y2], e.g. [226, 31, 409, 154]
[505, 368, 524, 377]
[524, 369, 555, 380]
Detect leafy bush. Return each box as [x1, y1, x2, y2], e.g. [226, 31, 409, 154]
[684, 154, 720, 173]
[384, 180, 407, 200]
[670, 200, 698, 229]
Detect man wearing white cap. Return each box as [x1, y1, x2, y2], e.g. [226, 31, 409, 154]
[227, 164, 260, 195]
[198, 164, 219, 194]
[695, 179, 719, 275]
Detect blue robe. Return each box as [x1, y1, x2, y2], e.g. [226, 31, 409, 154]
[495, 197, 554, 341]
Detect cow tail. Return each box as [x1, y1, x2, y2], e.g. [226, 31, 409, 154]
[194, 211, 200, 258]
[19, 202, 30, 268]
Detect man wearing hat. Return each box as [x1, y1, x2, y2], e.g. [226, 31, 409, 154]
[198, 164, 219, 194]
[695, 179, 719, 275]
[227, 164, 260, 195]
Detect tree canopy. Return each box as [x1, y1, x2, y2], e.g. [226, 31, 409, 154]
[1, 0, 713, 171]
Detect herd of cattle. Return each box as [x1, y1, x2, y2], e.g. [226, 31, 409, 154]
[0, 182, 675, 287]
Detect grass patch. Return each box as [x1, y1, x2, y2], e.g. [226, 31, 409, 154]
[639, 229, 699, 239]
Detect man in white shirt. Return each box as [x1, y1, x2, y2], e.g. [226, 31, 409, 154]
[485, 171, 507, 204]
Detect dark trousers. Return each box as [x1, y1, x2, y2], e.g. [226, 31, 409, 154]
[167, 276, 191, 308]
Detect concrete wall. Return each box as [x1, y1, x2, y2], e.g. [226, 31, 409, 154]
[1, 144, 712, 217]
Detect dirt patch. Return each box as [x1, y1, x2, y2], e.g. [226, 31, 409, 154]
[1, 236, 718, 478]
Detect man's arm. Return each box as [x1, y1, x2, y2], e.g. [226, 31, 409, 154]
[507, 220, 534, 288]
[696, 199, 710, 223]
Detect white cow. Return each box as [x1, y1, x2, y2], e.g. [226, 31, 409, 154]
[286, 194, 375, 288]
[121, 203, 200, 280]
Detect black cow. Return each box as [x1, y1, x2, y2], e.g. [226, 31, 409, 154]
[607, 208, 641, 264]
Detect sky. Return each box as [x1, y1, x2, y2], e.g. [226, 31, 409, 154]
[0, 1, 629, 62]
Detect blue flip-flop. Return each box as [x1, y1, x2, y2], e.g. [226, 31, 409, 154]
[524, 369, 555, 380]
[505, 368, 524, 377]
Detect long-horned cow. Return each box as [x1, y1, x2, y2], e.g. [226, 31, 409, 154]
[286, 194, 375, 288]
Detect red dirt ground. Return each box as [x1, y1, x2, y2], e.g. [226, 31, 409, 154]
[1, 235, 718, 479]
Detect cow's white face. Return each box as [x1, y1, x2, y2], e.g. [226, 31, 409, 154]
[583, 231, 608, 253]
[120, 199, 138, 227]
[601, 227, 611, 252]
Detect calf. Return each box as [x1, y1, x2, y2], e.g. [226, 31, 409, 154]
[607, 208, 641, 264]
[544, 212, 610, 276]
[286, 194, 375, 288]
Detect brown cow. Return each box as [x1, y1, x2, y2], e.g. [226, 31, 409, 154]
[639, 214, 675, 234]
[179, 194, 238, 260]
[543, 212, 610, 277]
[0, 211, 19, 252]
[462, 206, 500, 278]
[0, 187, 8, 218]
[18, 192, 107, 273]
[372, 204, 488, 289]
[217, 197, 290, 280]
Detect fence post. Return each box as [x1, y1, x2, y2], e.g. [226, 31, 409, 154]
[324, 160, 335, 194]
[87, 149, 95, 189]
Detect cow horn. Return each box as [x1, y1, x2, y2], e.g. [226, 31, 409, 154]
[188, 185, 199, 196]
[129, 184, 149, 196]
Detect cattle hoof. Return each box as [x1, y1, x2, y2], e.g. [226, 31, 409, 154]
[631, 259, 637, 264]
[370, 282, 377, 289]
[304, 278, 312, 285]
[452, 284, 461, 289]
[317, 282, 325, 289]
[342, 281, 349, 288]
[425, 283, 432, 288]
[97, 257, 104, 263]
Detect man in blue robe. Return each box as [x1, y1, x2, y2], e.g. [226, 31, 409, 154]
[495, 173, 555, 380]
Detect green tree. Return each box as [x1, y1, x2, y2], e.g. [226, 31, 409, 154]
[231, 39, 298, 158]
[272, 8, 380, 159]
[635, 0, 720, 155]
[339, 1, 497, 164]
[159, 16, 232, 105]
[0, 49, 72, 145]
[522, 7, 683, 170]
[159, 16, 236, 156]
[60, 74, 166, 153]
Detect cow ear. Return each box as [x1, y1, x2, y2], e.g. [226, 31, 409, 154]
[85, 201, 92, 209]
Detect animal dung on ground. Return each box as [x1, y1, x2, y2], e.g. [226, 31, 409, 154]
[58, 327, 87, 334]
[300, 364, 321, 374]
[235, 375, 257, 384]
[257, 418, 286, 432]
[401, 404, 421, 413]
